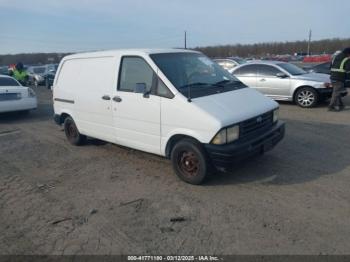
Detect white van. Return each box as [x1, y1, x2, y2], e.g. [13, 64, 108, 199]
[53, 49, 285, 184]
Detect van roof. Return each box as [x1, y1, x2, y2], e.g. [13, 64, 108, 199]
[63, 48, 200, 60]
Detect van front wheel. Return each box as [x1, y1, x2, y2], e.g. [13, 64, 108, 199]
[171, 139, 209, 185]
[64, 116, 86, 146]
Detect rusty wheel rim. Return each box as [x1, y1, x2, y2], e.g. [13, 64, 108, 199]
[66, 122, 78, 140]
[178, 150, 200, 177]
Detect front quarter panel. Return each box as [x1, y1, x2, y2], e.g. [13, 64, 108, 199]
[160, 95, 221, 156]
[290, 79, 327, 96]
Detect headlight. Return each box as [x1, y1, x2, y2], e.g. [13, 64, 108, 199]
[28, 88, 36, 97]
[227, 125, 239, 142]
[211, 125, 239, 145]
[273, 108, 279, 123]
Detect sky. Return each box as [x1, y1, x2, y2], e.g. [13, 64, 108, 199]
[0, 0, 349, 54]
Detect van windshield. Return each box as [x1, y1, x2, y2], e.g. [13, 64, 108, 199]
[150, 52, 246, 99]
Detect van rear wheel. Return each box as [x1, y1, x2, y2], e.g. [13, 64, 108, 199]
[170, 139, 209, 185]
[64, 116, 86, 145]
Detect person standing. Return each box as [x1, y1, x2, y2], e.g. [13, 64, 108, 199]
[329, 48, 350, 111]
[12, 62, 29, 86]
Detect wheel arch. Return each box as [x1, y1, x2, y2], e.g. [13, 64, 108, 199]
[292, 85, 317, 103]
[59, 113, 70, 124]
[55, 110, 74, 125]
[165, 134, 202, 159]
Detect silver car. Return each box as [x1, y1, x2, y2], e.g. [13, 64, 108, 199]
[231, 61, 348, 108]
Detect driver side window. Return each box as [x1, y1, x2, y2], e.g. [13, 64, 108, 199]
[118, 56, 174, 98]
[118, 57, 154, 92]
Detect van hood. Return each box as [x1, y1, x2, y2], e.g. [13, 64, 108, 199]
[192, 88, 278, 127]
[291, 73, 330, 82]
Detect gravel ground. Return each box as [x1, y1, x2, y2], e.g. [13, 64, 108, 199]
[0, 87, 349, 255]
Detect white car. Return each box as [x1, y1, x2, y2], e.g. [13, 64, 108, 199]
[0, 75, 37, 113]
[53, 49, 285, 184]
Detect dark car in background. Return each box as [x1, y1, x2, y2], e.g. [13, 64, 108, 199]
[27, 64, 58, 88]
[44, 65, 58, 89]
[0, 66, 9, 75]
[305, 62, 331, 74]
[305, 62, 349, 88]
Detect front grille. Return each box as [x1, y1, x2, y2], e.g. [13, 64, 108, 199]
[240, 111, 273, 138]
[0, 93, 21, 101]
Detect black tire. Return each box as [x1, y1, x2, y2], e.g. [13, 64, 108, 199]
[295, 87, 318, 108]
[64, 116, 86, 145]
[170, 138, 209, 185]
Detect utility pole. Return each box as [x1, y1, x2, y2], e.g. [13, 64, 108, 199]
[307, 29, 312, 56]
[184, 31, 187, 49]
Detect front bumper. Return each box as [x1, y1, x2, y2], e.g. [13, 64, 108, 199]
[317, 88, 348, 98]
[0, 97, 37, 113]
[204, 121, 285, 170]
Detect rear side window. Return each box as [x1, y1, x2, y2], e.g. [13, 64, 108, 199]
[0, 77, 20, 86]
[257, 65, 281, 77]
[234, 65, 258, 76]
[118, 57, 154, 92]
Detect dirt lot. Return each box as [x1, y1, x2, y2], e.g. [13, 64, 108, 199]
[0, 87, 350, 255]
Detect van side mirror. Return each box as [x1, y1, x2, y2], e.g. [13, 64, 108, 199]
[276, 72, 288, 78]
[134, 83, 150, 98]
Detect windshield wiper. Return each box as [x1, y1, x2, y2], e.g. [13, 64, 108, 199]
[179, 82, 210, 102]
[179, 82, 209, 89]
[214, 80, 240, 86]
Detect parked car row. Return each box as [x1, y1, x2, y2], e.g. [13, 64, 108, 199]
[0, 64, 58, 89]
[216, 59, 348, 108]
[1, 49, 347, 184]
[27, 64, 58, 88]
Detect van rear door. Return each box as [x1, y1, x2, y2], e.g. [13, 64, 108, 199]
[112, 56, 161, 155]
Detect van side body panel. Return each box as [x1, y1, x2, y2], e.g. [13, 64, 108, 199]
[54, 56, 117, 142]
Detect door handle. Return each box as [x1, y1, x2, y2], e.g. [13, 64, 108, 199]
[102, 95, 111, 100]
[260, 78, 266, 82]
[113, 96, 122, 102]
